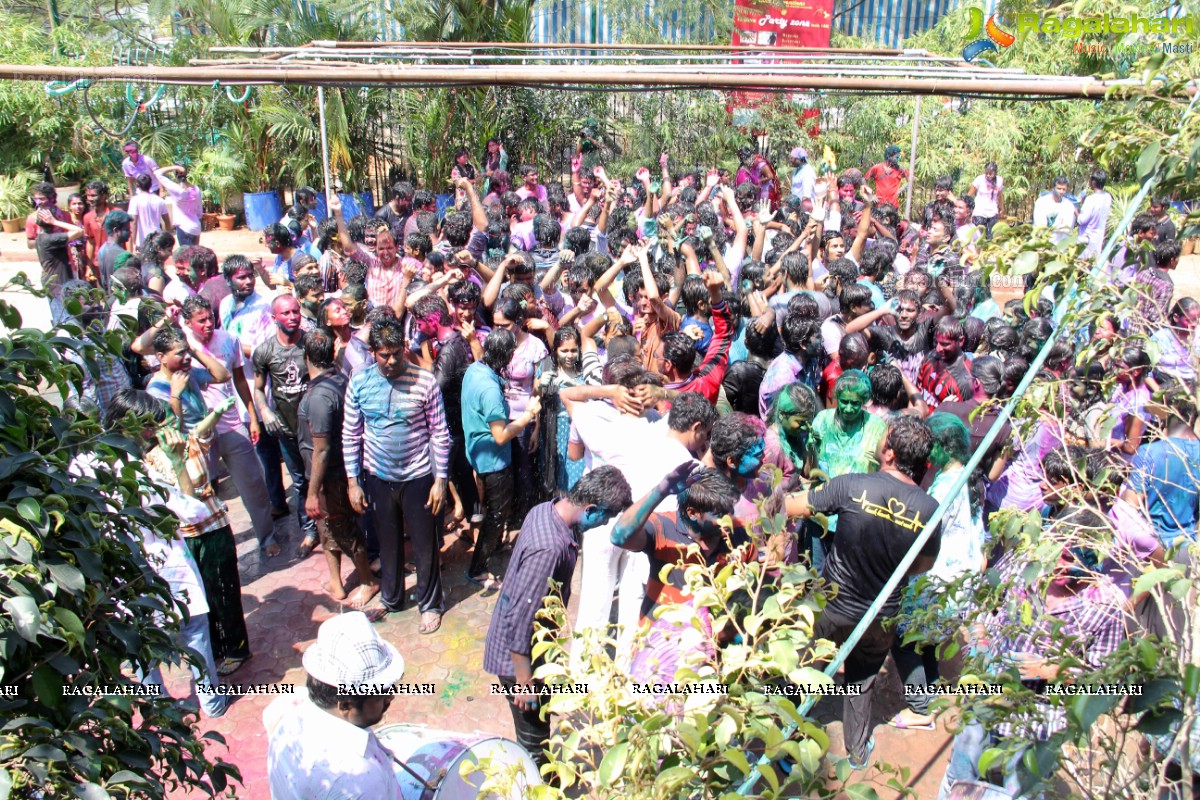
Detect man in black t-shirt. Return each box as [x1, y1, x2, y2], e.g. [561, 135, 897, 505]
[297, 329, 376, 607]
[786, 416, 941, 770]
[34, 207, 85, 326]
[253, 294, 316, 556]
[375, 181, 414, 241]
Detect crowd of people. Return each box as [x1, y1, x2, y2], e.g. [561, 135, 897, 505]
[25, 134, 1200, 796]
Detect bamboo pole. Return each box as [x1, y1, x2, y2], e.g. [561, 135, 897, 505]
[317, 85, 332, 208]
[0, 62, 1119, 98]
[215, 41, 910, 55]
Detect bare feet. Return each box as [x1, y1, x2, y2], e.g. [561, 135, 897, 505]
[325, 580, 348, 601]
[347, 583, 380, 609]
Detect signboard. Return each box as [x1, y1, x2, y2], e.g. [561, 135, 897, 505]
[729, 0, 834, 115]
[732, 0, 835, 51]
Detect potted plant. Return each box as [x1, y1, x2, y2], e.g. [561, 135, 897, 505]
[191, 145, 245, 231]
[0, 172, 35, 234]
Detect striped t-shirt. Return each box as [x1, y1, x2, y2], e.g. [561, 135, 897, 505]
[343, 363, 450, 483]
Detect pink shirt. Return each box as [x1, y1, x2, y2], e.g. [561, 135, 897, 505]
[515, 184, 547, 203]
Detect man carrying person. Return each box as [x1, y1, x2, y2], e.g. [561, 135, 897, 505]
[121, 139, 160, 197]
[128, 173, 171, 250]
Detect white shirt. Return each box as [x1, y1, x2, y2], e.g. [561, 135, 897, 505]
[70, 455, 207, 618]
[1032, 193, 1077, 241]
[569, 401, 691, 513]
[197, 329, 248, 434]
[791, 164, 816, 203]
[266, 692, 401, 800]
[162, 277, 196, 308]
[970, 174, 1003, 218]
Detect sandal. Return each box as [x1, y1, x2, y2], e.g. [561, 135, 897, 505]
[887, 711, 936, 731]
[418, 611, 442, 635]
[846, 735, 875, 771]
[217, 657, 247, 677]
[295, 535, 319, 559]
[364, 605, 391, 623]
[466, 572, 502, 595]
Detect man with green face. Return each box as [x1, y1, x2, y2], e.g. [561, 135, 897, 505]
[811, 370, 889, 480]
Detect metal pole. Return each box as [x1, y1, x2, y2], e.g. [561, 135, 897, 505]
[905, 94, 921, 220]
[317, 85, 332, 205]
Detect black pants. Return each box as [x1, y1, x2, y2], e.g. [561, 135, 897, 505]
[471, 468, 513, 578]
[812, 606, 895, 760]
[362, 472, 444, 614]
[510, 426, 536, 531]
[499, 676, 550, 770]
[256, 431, 316, 539]
[972, 214, 998, 239]
[891, 638, 939, 715]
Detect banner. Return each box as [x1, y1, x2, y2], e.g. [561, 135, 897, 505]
[728, 0, 834, 114]
[732, 0, 835, 51]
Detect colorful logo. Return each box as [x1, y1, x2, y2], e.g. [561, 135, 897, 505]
[962, 8, 1016, 64]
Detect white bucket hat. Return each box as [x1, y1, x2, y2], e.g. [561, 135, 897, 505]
[302, 612, 406, 688]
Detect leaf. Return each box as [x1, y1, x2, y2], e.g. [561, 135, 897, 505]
[16, 497, 40, 523]
[0, 769, 9, 800]
[1133, 567, 1179, 596]
[1068, 693, 1119, 731]
[598, 741, 628, 785]
[4, 596, 42, 642]
[1013, 251, 1038, 275]
[71, 783, 109, 800]
[47, 563, 85, 595]
[31, 665, 62, 709]
[1137, 141, 1161, 180]
[846, 784, 882, 799]
[724, 746, 751, 777]
[1136, 707, 1183, 736]
[654, 766, 696, 792]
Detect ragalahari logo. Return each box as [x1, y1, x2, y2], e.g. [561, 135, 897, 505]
[962, 8, 1016, 64]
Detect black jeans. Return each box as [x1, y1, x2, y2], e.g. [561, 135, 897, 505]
[812, 606, 895, 760]
[510, 426, 536, 531]
[256, 430, 316, 539]
[891, 638, 939, 715]
[972, 214, 998, 239]
[471, 468, 513, 578]
[498, 676, 550, 771]
[448, 434, 479, 519]
[362, 472, 444, 614]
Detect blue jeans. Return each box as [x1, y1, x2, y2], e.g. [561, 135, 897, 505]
[256, 430, 315, 539]
[175, 228, 200, 246]
[141, 612, 228, 718]
[937, 720, 1036, 800]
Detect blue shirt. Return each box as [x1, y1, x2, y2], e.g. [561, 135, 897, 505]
[461, 362, 511, 474]
[1127, 437, 1200, 547]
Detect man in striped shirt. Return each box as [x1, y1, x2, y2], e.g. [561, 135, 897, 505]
[344, 318, 452, 634]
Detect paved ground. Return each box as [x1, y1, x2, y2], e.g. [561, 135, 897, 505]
[2, 225, 1196, 799]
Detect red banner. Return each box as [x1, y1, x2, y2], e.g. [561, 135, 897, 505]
[728, 0, 834, 114]
[732, 0, 834, 51]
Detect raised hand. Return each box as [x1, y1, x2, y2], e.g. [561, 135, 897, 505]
[328, 195, 342, 216]
[659, 152, 670, 170]
[660, 460, 701, 496]
[706, 169, 720, 189]
[702, 269, 724, 290]
[571, 155, 582, 174]
[756, 201, 773, 225]
[636, 167, 651, 183]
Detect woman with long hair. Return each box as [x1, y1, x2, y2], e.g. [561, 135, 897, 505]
[138, 230, 176, 296]
[65, 192, 90, 284]
[535, 325, 588, 499]
[317, 296, 372, 377]
[480, 138, 508, 197]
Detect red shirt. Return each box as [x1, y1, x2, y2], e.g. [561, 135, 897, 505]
[865, 162, 908, 207]
[83, 209, 108, 257]
[640, 511, 755, 620]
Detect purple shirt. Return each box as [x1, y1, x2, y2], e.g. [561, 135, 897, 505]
[123, 153, 161, 192]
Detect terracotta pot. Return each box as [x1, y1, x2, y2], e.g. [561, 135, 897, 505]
[217, 213, 236, 231]
[1, 218, 22, 234]
[202, 212, 218, 232]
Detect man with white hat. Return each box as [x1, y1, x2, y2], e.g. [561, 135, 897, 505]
[266, 612, 405, 799]
[789, 146, 817, 211]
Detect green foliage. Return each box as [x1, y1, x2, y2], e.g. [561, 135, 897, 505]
[0, 284, 240, 798]
[0, 174, 37, 221]
[189, 145, 244, 213]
